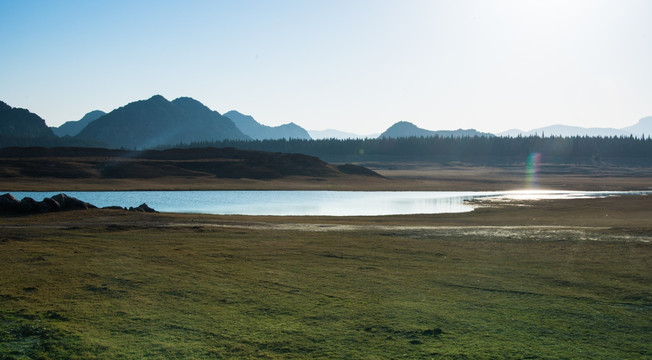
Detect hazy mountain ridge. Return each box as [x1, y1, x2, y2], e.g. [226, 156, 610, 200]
[3, 97, 651, 150]
[623, 116, 652, 136]
[499, 117, 652, 138]
[223, 110, 311, 140]
[52, 110, 106, 137]
[379, 121, 494, 139]
[308, 129, 378, 140]
[75, 95, 249, 149]
[499, 125, 626, 138]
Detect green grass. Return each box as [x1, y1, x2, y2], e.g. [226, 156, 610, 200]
[1, 222, 650, 359]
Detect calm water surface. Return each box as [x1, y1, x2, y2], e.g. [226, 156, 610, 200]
[4, 190, 649, 216]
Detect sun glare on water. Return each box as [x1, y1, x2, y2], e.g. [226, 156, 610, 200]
[502, 189, 576, 200]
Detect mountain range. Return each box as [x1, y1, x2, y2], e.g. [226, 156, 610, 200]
[499, 117, 652, 138]
[223, 110, 311, 140]
[55, 96, 313, 148]
[1, 95, 650, 150]
[52, 110, 106, 137]
[74, 96, 250, 149]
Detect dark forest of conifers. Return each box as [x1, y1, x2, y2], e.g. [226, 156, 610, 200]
[170, 135, 652, 165]
[2, 134, 651, 165]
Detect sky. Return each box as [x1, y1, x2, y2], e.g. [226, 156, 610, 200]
[1, 0, 651, 135]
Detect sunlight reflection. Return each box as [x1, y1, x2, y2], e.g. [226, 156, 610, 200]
[499, 189, 614, 200]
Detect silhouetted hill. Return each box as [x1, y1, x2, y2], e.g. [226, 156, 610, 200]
[0, 147, 382, 180]
[0, 101, 56, 138]
[75, 95, 249, 149]
[224, 110, 311, 140]
[0, 100, 60, 147]
[379, 121, 493, 139]
[52, 110, 106, 137]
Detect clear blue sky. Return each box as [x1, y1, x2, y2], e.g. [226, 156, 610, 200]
[1, 0, 650, 134]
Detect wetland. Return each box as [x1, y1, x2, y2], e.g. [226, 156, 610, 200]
[1, 194, 651, 359]
[1, 155, 651, 359]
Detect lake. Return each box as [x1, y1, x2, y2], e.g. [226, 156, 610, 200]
[4, 190, 650, 216]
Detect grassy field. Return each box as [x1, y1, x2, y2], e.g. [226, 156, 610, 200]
[1, 195, 651, 359]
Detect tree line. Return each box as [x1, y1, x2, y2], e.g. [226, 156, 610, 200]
[171, 135, 652, 165]
[3, 134, 650, 165]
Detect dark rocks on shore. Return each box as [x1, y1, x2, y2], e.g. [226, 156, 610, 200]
[51, 193, 94, 211]
[0, 193, 96, 215]
[0, 193, 156, 215]
[130, 203, 157, 213]
[102, 206, 124, 210]
[0, 193, 21, 213]
[102, 203, 157, 213]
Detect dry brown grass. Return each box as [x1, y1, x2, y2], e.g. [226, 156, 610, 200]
[370, 162, 652, 191]
[1, 162, 650, 191]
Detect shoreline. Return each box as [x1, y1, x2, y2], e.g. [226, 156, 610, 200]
[3, 194, 650, 229]
[2, 190, 650, 218]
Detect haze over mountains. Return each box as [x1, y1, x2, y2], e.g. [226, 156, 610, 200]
[57, 96, 313, 148]
[308, 129, 379, 140]
[499, 118, 652, 138]
[223, 111, 311, 140]
[75, 96, 249, 149]
[1, 95, 650, 150]
[51, 110, 106, 137]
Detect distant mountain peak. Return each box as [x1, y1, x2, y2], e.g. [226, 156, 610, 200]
[75, 95, 249, 149]
[224, 110, 311, 140]
[391, 121, 419, 129]
[172, 96, 203, 106]
[148, 94, 168, 102]
[380, 121, 492, 139]
[52, 110, 107, 137]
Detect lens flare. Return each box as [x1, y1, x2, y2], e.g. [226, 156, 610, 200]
[526, 152, 541, 188]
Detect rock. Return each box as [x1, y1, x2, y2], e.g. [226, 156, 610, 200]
[19, 197, 39, 213]
[102, 206, 125, 210]
[0, 193, 97, 215]
[51, 193, 96, 210]
[129, 203, 157, 213]
[0, 193, 153, 216]
[40, 197, 62, 212]
[0, 193, 20, 213]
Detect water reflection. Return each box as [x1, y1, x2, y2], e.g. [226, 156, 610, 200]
[497, 189, 651, 201]
[3, 190, 650, 216]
